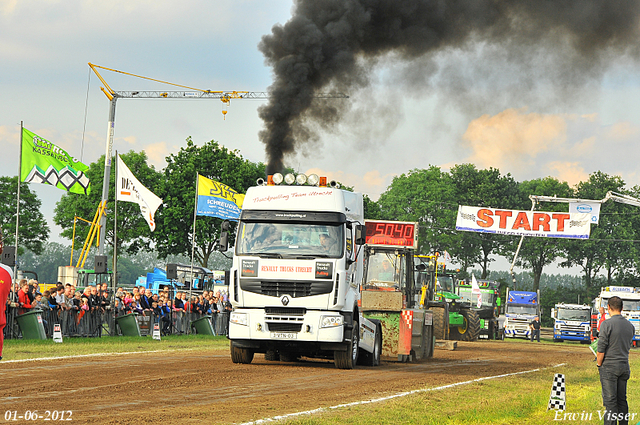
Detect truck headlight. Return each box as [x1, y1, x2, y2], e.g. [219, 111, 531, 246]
[320, 315, 343, 328]
[230, 312, 248, 326]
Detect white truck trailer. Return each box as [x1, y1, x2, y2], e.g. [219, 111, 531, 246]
[223, 174, 380, 369]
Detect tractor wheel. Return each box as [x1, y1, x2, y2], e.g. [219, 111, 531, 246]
[335, 320, 359, 369]
[451, 309, 481, 341]
[230, 342, 254, 364]
[432, 306, 449, 340]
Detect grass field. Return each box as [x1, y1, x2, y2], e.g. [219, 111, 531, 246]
[3, 336, 638, 424]
[2, 334, 229, 360]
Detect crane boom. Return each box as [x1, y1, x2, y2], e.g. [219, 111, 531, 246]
[87, 62, 348, 262]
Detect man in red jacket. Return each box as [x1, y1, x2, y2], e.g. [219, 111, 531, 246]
[18, 281, 32, 311]
[0, 225, 14, 361]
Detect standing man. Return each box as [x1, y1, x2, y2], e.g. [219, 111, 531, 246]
[597, 296, 635, 425]
[0, 225, 14, 361]
[529, 316, 541, 342]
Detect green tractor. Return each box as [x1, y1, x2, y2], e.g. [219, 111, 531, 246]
[415, 255, 481, 342]
[456, 278, 502, 340]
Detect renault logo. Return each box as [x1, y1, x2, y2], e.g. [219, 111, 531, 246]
[281, 295, 290, 306]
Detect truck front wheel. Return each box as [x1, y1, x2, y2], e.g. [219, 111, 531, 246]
[335, 320, 359, 369]
[230, 342, 254, 364]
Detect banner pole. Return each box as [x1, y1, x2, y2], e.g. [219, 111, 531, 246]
[188, 173, 199, 333]
[111, 151, 118, 336]
[13, 122, 23, 280]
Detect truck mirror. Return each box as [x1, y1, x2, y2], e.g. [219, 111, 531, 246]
[218, 220, 230, 251]
[355, 224, 365, 245]
[415, 264, 426, 271]
[219, 232, 229, 252]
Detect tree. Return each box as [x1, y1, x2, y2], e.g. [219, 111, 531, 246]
[376, 166, 456, 254]
[0, 176, 50, 255]
[560, 171, 628, 299]
[54, 150, 163, 257]
[517, 177, 573, 292]
[448, 164, 524, 278]
[155, 138, 265, 268]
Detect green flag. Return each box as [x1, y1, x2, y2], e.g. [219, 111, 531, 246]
[21, 128, 91, 195]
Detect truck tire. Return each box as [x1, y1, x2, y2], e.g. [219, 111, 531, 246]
[422, 320, 434, 359]
[432, 306, 449, 340]
[278, 352, 299, 362]
[230, 342, 254, 364]
[358, 323, 381, 366]
[335, 320, 359, 369]
[451, 309, 481, 341]
[264, 350, 279, 361]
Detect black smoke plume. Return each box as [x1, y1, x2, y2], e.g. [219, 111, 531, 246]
[258, 0, 640, 174]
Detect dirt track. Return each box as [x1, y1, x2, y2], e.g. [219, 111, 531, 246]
[0, 340, 588, 424]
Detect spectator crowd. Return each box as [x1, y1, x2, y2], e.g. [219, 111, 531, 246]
[5, 279, 231, 338]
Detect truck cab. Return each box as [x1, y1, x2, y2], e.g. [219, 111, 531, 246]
[594, 286, 640, 344]
[503, 289, 540, 339]
[226, 174, 379, 369]
[551, 303, 592, 343]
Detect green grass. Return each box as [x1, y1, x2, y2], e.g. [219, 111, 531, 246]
[278, 350, 640, 425]
[3, 334, 229, 360]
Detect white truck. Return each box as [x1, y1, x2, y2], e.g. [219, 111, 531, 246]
[222, 174, 381, 369]
[550, 303, 592, 343]
[594, 286, 640, 345]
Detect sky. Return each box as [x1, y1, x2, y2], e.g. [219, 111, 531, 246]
[1, 1, 639, 274]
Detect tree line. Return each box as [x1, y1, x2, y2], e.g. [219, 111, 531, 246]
[2, 138, 639, 304]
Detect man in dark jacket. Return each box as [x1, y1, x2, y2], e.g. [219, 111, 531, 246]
[597, 296, 635, 425]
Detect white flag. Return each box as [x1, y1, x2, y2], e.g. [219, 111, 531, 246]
[471, 274, 482, 309]
[116, 155, 163, 231]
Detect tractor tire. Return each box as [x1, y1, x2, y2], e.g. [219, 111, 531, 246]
[230, 342, 254, 364]
[335, 320, 359, 369]
[432, 306, 449, 340]
[422, 319, 434, 359]
[450, 309, 481, 341]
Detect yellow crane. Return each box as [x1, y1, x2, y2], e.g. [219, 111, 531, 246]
[85, 63, 348, 273]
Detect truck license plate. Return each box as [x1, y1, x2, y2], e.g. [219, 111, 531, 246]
[271, 332, 297, 339]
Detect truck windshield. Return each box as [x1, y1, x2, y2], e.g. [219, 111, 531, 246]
[557, 309, 590, 321]
[458, 289, 494, 307]
[601, 298, 640, 312]
[364, 251, 405, 289]
[236, 222, 344, 258]
[506, 304, 538, 315]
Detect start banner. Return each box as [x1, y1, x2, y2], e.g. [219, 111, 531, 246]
[455, 205, 591, 239]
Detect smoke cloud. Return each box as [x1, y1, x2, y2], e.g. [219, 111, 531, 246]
[258, 0, 640, 174]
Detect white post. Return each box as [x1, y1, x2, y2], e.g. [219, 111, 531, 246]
[13, 122, 23, 280]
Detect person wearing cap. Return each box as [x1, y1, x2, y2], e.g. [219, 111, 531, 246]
[0, 225, 13, 361]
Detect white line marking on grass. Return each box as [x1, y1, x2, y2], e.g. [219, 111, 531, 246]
[239, 363, 568, 425]
[1, 348, 205, 363]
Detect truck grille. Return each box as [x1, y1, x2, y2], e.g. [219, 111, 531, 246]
[241, 279, 333, 298]
[267, 322, 303, 332]
[265, 307, 306, 316]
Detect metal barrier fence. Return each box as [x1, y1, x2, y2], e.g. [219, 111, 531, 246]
[3, 305, 229, 339]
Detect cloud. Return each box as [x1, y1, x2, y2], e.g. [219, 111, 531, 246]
[302, 167, 393, 200]
[604, 121, 640, 140]
[143, 141, 171, 168]
[544, 162, 589, 186]
[462, 108, 567, 170]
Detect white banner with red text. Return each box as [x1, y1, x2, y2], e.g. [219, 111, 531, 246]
[455, 205, 591, 239]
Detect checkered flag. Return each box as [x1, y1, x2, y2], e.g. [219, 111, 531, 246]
[547, 373, 566, 411]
